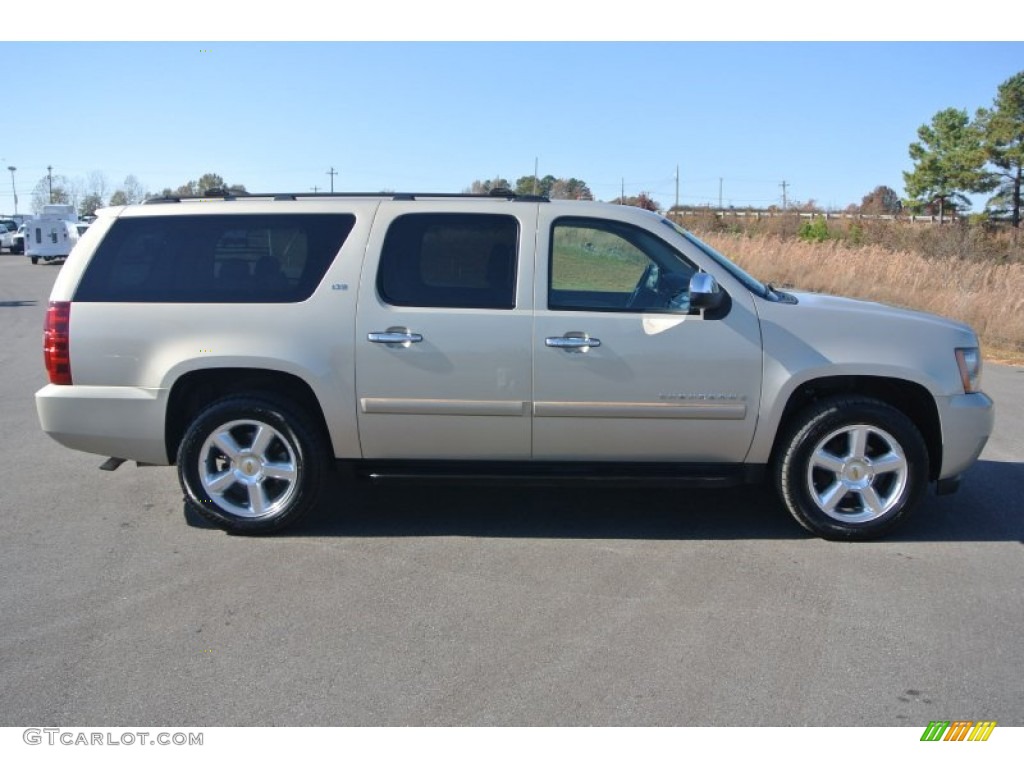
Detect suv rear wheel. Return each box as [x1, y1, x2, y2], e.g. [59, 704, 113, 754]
[775, 397, 928, 540]
[177, 395, 326, 534]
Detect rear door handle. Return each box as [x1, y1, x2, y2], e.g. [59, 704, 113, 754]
[368, 331, 423, 345]
[545, 335, 601, 352]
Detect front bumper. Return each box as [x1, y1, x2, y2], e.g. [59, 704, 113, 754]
[937, 391, 994, 480]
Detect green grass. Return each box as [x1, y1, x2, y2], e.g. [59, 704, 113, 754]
[551, 229, 647, 292]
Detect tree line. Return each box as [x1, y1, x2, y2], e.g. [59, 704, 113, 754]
[839, 72, 1022, 226]
[469, 71, 1024, 228]
[28, 172, 247, 217]
[465, 175, 664, 211]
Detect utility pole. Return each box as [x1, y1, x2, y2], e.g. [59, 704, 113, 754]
[7, 166, 16, 215]
[780, 180, 789, 210]
[47, 165, 53, 203]
[533, 157, 538, 195]
[719, 178, 723, 211]
[621, 178, 625, 204]
[326, 167, 337, 194]
[310, 186, 320, 194]
[675, 165, 679, 212]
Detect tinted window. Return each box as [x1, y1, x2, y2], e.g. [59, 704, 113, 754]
[549, 217, 697, 313]
[378, 213, 518, 309]
[74, 214, 354, 303]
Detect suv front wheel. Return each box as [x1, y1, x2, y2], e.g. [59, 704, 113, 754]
[776, 397, 928, 540]
[177, 395, 326, 534]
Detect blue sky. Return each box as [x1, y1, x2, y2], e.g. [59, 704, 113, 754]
[3, 41, 1022, 213]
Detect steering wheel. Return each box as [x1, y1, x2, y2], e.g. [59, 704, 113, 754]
[626, 263, 657, 309]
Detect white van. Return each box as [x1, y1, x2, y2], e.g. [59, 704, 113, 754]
[25, 204, 82, 264]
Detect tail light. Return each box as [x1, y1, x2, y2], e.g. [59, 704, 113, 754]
[44, 301, 72, 385]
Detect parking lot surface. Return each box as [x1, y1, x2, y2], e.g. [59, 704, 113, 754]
[1, 254, 1022, 725]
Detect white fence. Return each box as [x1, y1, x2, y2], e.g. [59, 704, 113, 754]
[668, 210, 955, 224]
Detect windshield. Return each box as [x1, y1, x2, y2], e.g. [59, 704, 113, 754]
[660, 218, 769, 298]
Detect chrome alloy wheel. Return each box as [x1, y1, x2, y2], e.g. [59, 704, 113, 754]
[805, 424, 909, 524]
[198, 419, 299, 519]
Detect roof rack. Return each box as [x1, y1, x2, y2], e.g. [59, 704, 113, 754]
[143, 189, 551, 205]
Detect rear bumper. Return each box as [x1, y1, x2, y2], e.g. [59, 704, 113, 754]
[35, 384, 170, 465]
[937, 392, 994, 479]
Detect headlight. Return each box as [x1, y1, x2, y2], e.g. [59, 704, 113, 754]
[955, 347, 982, 393]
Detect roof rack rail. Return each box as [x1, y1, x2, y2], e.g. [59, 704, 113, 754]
[144, 188, 247, 205]
[143, 191, 552, 204]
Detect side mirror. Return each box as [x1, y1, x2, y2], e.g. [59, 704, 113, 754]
[689, 273, 722, 310]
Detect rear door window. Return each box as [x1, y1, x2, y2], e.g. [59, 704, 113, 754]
[74, 214, 355, 303]
[377, 213, 519, 309]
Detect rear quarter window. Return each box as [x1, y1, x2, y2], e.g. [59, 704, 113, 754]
[73, 214, 355, 303]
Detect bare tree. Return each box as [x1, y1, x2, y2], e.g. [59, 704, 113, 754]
[611, 191, 660, 211]
[31, 174, 72, 212]
[85, 170, 110, 204]
[859, 185, 902, 215]
[79, 193, 104, 218]
[549, 178, 594, 200]
[466, 177, 511, 194]
[169, 173, 247, 197]
[122, 175, 147, 204]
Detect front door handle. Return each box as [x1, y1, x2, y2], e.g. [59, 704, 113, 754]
[368, 330, 423, 346]
[545, 334, 601, 353]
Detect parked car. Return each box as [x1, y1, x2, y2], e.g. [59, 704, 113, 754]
[3, 223, 26, 254]
[35, 191, 994, 539]
[0, 219, 17, 251]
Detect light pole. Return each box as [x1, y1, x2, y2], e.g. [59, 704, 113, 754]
[6, 166, 16, 215]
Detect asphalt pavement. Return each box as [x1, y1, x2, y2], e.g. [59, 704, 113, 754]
[1, 253, 1021, 726]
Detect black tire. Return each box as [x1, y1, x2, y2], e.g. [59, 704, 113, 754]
[30, 256, 38, 264]
[775, 396, 928, 541]
[176, 395, 327, 534]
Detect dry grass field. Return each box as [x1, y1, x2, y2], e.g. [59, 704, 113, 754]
[697, 232, 1024, 362]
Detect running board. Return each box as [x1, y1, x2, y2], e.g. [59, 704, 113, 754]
[347, 460, 764, 488]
